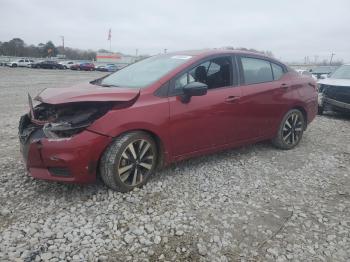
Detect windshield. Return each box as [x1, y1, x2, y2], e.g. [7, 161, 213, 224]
[330, 65, 350, 79]
[100, 55, 193, 88]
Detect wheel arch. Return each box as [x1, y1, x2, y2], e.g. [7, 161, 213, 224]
[134, 129, 166, 169]
[104, 128, 167, 169]
[291, 105, 308, 130]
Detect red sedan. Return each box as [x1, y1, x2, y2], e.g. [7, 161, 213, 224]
[70, 62, 95, 71]
[19, 50, 318, 192]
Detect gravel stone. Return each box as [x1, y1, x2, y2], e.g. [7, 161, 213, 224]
[153, 235, 161, 244]
[0, 208, 11, 216]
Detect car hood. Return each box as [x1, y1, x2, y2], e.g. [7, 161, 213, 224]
[318, 78, 350, 87]
[35, 82, 140, 104]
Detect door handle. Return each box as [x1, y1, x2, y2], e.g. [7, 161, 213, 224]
[225, 96, 240, 103]
[280, 83, 289, 89]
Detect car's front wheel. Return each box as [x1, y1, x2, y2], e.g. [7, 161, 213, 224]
[100, 131, 157, 192]
[272, 109, 305, 150]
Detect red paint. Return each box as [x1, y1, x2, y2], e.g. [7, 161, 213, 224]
[23, 131, 112, 183]
[36, 83, 140, 104]
[22, 50, 317, 184]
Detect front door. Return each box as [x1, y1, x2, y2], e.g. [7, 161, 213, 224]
[168, 56, 244, 158]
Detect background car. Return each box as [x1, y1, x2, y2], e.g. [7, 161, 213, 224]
[295, 69, 317, 80]
[31, 60, 64, 69]
[59, 61, 75, 69]
[317, 64, 350, 114]
[96, 64, 118, 72]
[19, 50, 317, 193]
[310, 66, 338, 79]
[6, 58, 32, 67]
[70, 62, 95, 71]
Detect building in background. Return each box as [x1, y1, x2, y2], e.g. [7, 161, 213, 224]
[96, 52, 136, 68]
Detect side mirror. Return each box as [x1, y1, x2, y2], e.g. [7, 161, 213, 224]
[180, 82, 208, 103]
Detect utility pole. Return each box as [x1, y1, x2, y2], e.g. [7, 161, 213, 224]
[60, 36, 65, 50]
[329, 52, 335, 65]
[135, 49, 139, 62]
[107, 29, 112, 53]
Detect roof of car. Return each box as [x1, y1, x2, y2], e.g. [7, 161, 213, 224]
[166, 49, 283, 65]
[170, 49, 271, 58]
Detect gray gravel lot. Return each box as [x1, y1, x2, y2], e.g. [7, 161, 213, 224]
[0, 67, 349, 262]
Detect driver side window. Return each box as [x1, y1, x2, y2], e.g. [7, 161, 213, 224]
[174, 57, 232, 90]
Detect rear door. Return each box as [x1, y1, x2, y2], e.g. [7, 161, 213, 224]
[237, 56, 293, 140]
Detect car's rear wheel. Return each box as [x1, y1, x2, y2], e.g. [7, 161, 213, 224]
[12, 64, 17, 68]
[100, 131, 157, 192]
[272, 109, 305, 150]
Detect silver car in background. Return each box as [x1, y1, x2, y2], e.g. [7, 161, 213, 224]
[317, 64, 350, 114]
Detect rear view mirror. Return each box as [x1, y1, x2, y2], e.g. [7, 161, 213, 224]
[180, 82, 208, 103]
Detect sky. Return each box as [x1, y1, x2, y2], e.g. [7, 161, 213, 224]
[1, 0, 350, 63]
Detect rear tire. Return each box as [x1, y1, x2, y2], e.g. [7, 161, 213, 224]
[12, 64, 17, 68]
[272, 109, 305, 150]
[100, 131, 158, 192]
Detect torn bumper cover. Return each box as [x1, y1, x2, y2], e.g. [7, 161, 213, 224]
[319, 85, 350, 112]
[18, 100, 112, 183]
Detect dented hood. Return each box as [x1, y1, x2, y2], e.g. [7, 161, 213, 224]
[35, 82, 140, 104]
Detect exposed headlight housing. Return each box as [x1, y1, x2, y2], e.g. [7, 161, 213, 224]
[30, 102, 113, 139]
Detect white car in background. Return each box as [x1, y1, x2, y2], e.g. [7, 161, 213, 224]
[295, 69, 317, 80]
[6, 58, 34, 68]
[59, 61, 75, 69]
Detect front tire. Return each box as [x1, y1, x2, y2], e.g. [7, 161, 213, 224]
[272, 109, 305, 150]
[100, 131, 158, 192]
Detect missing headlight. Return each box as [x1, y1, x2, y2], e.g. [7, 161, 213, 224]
[28, 102, 113, 139]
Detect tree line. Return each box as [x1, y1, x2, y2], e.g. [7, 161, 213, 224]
[0, 38, 97, 60]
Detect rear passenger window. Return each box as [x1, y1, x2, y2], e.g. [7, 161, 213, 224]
[271, 63, 284, 80]
[241, 57, 273, 84]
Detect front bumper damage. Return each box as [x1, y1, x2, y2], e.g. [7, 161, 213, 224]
[318, 85, 350, 113]
[18, 100, 112, 183]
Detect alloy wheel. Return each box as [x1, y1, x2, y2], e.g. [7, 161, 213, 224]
[117, 139, 154, 186]
[282, 112, 303, 145]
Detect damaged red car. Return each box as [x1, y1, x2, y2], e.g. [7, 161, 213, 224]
[19, 50, 318, 192]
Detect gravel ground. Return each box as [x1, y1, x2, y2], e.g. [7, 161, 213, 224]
[0, 67, 349, 262]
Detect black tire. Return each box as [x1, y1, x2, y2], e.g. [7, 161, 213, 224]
[318, 106, 324, 115]
[12, 64, 17, 68]
[100, 131, 158, 192]
[272, 109, 305, 150]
